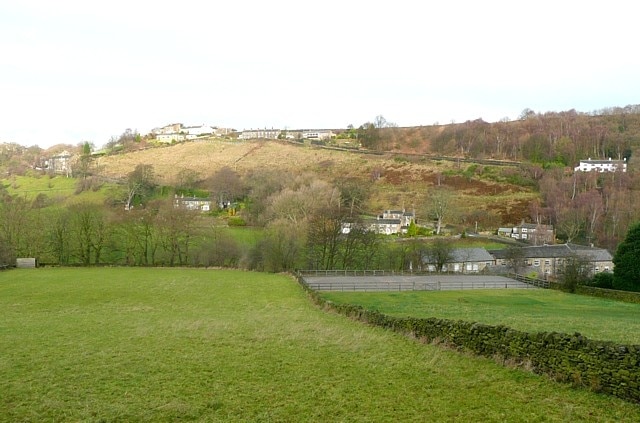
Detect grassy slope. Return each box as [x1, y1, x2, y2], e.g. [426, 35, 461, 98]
[2, 174, 117, 206]
[98, 140, 537, 224]
[1, 268, 639, 422]
[322, 289, 640, 345]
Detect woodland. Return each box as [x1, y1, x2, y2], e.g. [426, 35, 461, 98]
[1, 105, 640, 270]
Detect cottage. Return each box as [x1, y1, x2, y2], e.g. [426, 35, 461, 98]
[382, 209, 416, 227]
[174, 195, 213, 212]
[423, 248, 494, 273]
[574, 158, 627, 173]
[498, 220, 554, 245]
[367, 218, 403, 235]
[47, 150, 73, 176]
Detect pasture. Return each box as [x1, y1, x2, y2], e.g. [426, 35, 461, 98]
[321, 289, 640, 345]
[1, 268, 639, 421]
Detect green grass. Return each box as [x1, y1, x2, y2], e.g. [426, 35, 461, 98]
[219, 226, 264, 248]
[2, 175, 115, 205]
[322, 289, 640, 345]
[1, 269, 639, 421]
[2, 174, 77, 199]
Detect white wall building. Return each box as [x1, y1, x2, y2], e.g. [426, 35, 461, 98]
[574, 158, 627, 173]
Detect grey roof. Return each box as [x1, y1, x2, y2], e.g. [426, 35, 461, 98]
[367, 218, 401, 225]
[579, 159, 625, 164]
[489, 244, 612, 261]
[517, 222, 552, 230]
[449, 248, 494, 263]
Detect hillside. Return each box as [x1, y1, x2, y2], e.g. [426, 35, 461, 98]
[96, 139, 536, 225]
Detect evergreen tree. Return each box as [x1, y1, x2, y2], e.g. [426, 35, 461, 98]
[613, 222, 640, 292]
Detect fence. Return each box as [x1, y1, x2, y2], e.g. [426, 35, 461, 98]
[509, 273, 550, 289]
[298, 271, 537, 292]
[298, 269, 407, 277]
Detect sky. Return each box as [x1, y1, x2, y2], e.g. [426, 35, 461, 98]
[1, 1, 638, 149]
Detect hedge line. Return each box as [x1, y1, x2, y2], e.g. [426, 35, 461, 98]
[576, 285, 640, 304]
[296, 275, 640, 403]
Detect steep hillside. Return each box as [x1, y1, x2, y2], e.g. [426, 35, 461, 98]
[97, 139, 536, 226]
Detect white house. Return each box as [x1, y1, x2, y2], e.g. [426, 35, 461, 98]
[183, 125, 215, 136]
[47, 150, 73, 176]
[174, 195, 212, 212]
[302, 130, 334, 140]
[574, 158, 627, 173]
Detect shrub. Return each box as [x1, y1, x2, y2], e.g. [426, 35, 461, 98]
[588, 272, 614, 289]
[227, 216, 246, 227]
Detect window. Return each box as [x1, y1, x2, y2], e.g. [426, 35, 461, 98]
[533, 260, 540, 266]
[545, 260, 551, 265]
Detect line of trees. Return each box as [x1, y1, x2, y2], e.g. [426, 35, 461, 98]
[430, 106, 640, 163]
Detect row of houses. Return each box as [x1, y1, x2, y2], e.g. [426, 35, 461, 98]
[423, 244, 613, 279]
[238, 129, 335, 141]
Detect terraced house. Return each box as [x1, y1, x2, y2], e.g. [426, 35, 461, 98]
[490, 243, 613, 278]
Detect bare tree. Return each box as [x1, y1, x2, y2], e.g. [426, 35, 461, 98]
[175, 168, 202, 193]
[69, 203, 110, 265]
[423, 239, 454, 272]
[306, 206, 347, 270]
[504, 245, 526, 275]
[256, 218, 307, 272]
[156, 204, 198, 266]
[125, 164, 156, 210]
[427, 188, 453, 235]
[207, 166, 245, 208]
[336, 178, 371, 217]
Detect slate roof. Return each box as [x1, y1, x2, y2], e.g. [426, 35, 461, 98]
[489, 244, 612, 261]
[422, 248, 493, 265]
[448, 248, 494, 263]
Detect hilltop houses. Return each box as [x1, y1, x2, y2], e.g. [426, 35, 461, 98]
[152, 123, 217, 143]
[239, 129, 281, 140]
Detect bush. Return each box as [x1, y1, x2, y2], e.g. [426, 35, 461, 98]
[227, 216, 246, 227]
[588, 272, 614, 289]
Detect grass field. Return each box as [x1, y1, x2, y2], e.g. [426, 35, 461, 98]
[2, 174, 77, 199]
[2, 174, 116, 205]
[1, 269, 639, 421]
[321, 289, 640, 345]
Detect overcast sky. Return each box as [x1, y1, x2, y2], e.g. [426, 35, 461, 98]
[1, 1, 638, 149]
